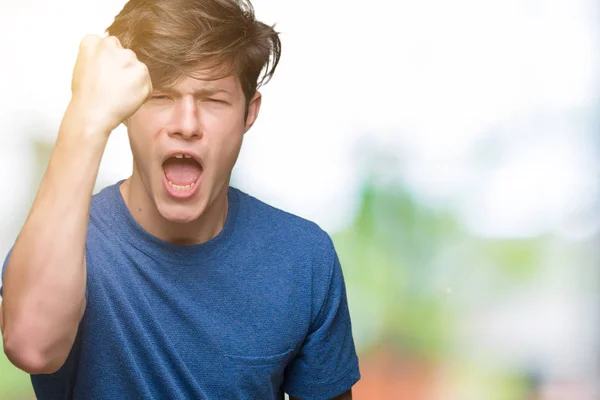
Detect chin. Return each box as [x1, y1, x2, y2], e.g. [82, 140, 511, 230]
[155, 198, 205, 224]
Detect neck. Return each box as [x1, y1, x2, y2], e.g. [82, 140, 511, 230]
[119, 174, 229, 246]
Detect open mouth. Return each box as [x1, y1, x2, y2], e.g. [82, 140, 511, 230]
[162, 153, 203, 197]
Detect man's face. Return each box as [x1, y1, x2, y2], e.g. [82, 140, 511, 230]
[126, 71, 260, 223]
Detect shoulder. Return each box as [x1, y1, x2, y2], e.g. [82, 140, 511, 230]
[233, 187, 334, 246]
[232, 187, 336, 263]
[232, 187, 341, 321]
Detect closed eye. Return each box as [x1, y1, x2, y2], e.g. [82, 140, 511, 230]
[152, 95, 171, 100]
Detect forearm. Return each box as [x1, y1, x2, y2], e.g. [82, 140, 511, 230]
[1, 104, 109, 374]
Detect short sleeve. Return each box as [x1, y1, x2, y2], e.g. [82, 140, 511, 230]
[0, 247, 13, 298]
[283, 248, 361, 399]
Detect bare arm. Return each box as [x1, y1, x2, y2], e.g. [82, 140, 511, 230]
[1, 35, 151, 375]
[0, 107, 109, 374]
[289, 389, 352, 400]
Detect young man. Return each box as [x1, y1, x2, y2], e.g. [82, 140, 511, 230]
[0, 0, 360, 399]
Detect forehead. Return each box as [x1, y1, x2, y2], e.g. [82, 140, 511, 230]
[159, 70, 241, 95]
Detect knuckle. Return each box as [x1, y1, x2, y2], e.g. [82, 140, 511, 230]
[103, 35, 122, 48]
[80, 34, 99, 49]
[122, 49, 137, 62]
[137, 62, 150, 76]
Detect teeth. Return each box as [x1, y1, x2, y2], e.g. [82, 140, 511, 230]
[173, 154, 193, 159]
[168, 181, 196, 191]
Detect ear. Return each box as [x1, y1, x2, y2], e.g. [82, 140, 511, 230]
[244, 91, 262, 133]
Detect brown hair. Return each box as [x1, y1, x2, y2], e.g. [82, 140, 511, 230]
[106, 0, 281, 110]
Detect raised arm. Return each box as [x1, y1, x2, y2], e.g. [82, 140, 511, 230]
[1, 34, 152, 374]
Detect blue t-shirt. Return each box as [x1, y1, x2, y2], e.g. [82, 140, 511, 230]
[1, 181, 360, 399]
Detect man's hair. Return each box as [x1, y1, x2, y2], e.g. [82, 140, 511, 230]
[106, 0, 281, 108]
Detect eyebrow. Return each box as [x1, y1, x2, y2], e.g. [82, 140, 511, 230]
[154, 87, 230, 96]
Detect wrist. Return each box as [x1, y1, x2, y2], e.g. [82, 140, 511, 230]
[63, 99, 114, 140]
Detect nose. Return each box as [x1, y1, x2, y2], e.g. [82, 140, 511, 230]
[168, 97, 202, 140]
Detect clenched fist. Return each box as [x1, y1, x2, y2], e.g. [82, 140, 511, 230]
[70, 35, 153, 135]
